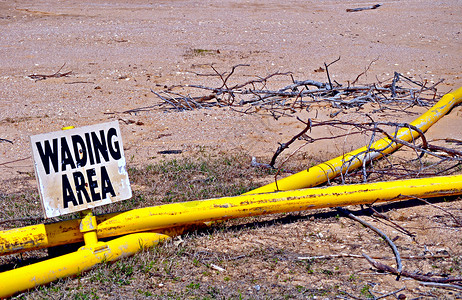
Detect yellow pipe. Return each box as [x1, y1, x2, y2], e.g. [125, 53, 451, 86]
[86, 174, 462, 236]
[0, 220, 206, 255]
[245, 87, 462, 194]
[3, 174, 462, 256]
[0, 232, 170, 298]
[1, 218, 82, 254]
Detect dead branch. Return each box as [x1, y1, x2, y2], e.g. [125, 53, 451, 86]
[119, 103, 163, 114]
[0, 156, 31, 167]
[352, 57, 379, 85]
[375, 288, 406, 300]
[28, 63, 72, 81]
[368, 205, 416, 238]
[346, 4, 382, 12]
[324, 56, 341, 91]
[363, 253, 462, 284]
[281, 118, 462, 182]
[234, 71, 291, 92]
[298, 253, 450, 260]
[419, 281, 462, 291]
[273, 143, 311, 190]
[116, 63, 444, 117]
[427, 144, 462, 157]
[116, 64, 460, 183]
[221, 64, 250, 89]
[406, 196, 462, 227]
[336, 207, 403, 275]
[269, 118, 311, 168]
[0, 138, 13, 144]
[211, 64, 249, 104]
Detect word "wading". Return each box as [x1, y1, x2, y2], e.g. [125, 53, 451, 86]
[34, 128, 122, 208]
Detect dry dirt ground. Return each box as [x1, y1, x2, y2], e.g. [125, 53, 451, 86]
[0, 0, 462, 299]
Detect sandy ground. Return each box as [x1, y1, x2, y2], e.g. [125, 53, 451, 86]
[0, 0, 461, 298]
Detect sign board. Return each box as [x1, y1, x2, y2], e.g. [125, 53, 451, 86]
[30, 121, 132, 218]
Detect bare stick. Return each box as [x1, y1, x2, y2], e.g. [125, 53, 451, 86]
[151, 89, 180, 110]
[269, 118, 311, 168]
[337, 207, 403, 275]
[363, 253, 462, 283]
[298, 253, 449, 260]
[324, 57, 340, 90]
[407, 195, 462, 227]
[346, 4, 382, 13]
[222, 64, 250, 88]
[368, 206, 416, 238]
[0, 156, 31, 167]
[375, 287, 405, 300]
[0, 138, 13, 144]
[279, 79, 326, 92]
[352, 58, 379, 85]
[391, 72, 399, 97]
[28, 63, 72, 81]
[427, 144, 462, 157]
[418, 281, 462, 291]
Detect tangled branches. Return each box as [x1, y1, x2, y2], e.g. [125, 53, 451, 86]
[270, 117, 462, 185]
[144, 62, 461, 183]
[149, 63, 442, 119]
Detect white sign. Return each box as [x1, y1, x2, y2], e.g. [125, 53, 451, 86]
[30, 121, 132, 218]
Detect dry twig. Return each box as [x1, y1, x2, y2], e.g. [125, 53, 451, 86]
[346, 4, 382, 13]
[269, 118, 311, 168]
[0, 138, 13, 144]
[363, 253, 462, 284]
[406, 195, 462, 227]
[121, 64, 461, 183]
[419, 281, 462, 291]
[336, 207, 403, 276]
[28, 63, 72, 81]
[298, 253, 449, 260]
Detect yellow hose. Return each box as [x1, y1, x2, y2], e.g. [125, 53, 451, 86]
[245, 87, 462, 194]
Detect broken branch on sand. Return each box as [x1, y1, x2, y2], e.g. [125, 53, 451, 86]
[28, 63, 73, 81]
[269, 118, 311, 168]
[346, 4, 382, 13]
[406, 195, 462, 227]
[298, 253, 450, 261]
[0, 138, 13, 144]
[336, 207, 403, 276]
[363, 253, 462, 284]
[337, 207, 462, 287]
